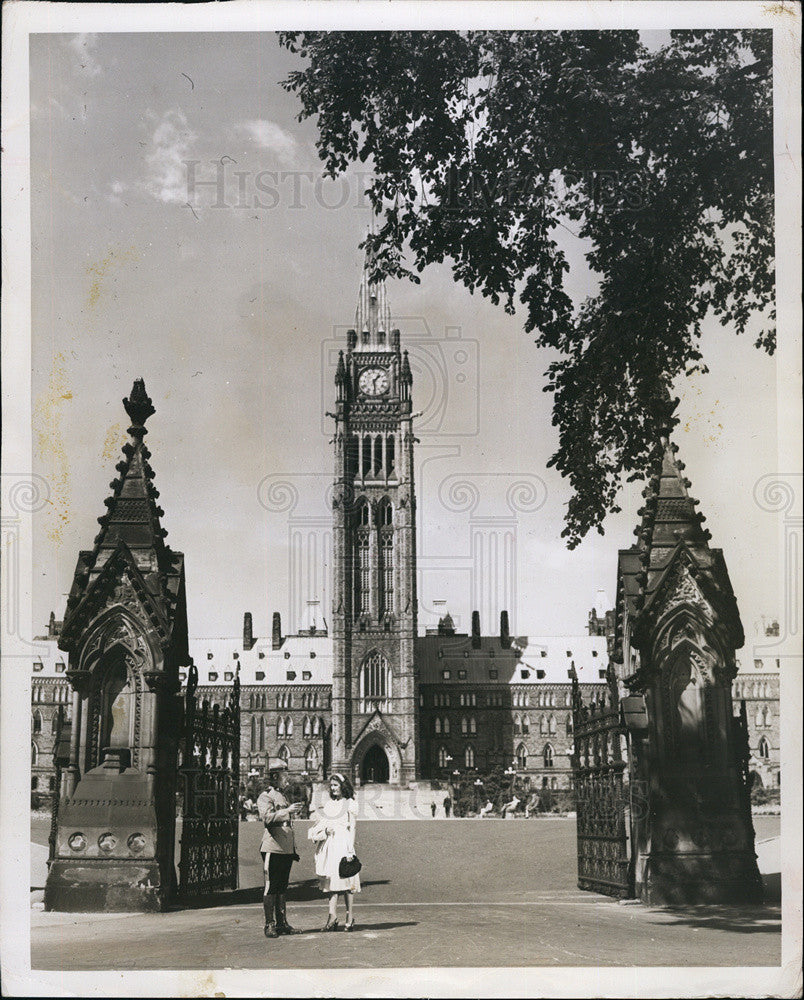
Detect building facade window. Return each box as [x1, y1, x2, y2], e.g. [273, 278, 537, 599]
[758, 736, 770, 759]
[361, 650, 390, 712]
[438, 746, 449, 769]
[516, 744, 527, 769]
[544, 743, 554, 768]
[464, 746, 475, 768]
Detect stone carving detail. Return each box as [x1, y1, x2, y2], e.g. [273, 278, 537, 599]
[663, 563, 708, 616]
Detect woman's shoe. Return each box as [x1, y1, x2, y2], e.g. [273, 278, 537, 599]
[323, 916, 339, 932]
[344, 919, 355, 932]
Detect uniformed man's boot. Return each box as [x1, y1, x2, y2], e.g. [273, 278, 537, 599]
[275, 894, 296, 935]
[263, 893, 278, 938]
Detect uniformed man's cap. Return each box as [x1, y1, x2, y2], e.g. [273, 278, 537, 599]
[266, 757, 289, 774]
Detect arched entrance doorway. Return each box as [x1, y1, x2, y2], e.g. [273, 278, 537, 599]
[361, 744, 390, 784]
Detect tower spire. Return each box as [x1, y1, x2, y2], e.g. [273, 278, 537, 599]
[79, 379, 170, 595]
[354, 237, 392, 349]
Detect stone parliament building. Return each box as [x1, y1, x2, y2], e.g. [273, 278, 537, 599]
[30, 266, 782, 798]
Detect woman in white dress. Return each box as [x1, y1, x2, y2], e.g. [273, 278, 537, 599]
[308, 773, 360, 931]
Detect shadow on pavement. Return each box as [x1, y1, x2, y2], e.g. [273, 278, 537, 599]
[294, 921, 418, 934]
[646, 904, 781, 934]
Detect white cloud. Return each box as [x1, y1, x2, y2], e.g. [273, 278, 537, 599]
[143, 109, 197, 205]
[238, 119, 299, 166]
[66, 34, 102, 78]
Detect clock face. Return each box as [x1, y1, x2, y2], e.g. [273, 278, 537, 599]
[358, 367, 390, 396]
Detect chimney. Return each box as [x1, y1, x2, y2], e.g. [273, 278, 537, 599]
[272, 612, 283, 650]
[48, 611, 57, 638]
[471, 610, 481, 649]
[243, 611, 254, 650]
[500, 610, 511, 648]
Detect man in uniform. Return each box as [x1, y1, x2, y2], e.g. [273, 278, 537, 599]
[257, 760, 303, 938]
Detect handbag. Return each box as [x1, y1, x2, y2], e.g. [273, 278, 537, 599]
[339, 854, 362, 878]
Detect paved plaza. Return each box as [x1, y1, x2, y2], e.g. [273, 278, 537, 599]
[30, 816, 781, 971]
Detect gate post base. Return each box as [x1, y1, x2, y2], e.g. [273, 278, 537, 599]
[44, 858, 169, 913]
[637, 850, 764, 906]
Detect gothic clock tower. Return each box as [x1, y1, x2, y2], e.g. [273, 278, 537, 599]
[330, 261, 419, 785]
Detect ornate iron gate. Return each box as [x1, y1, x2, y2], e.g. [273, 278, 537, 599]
[177, 662, 240, 896]
[571, 665, 632, 898]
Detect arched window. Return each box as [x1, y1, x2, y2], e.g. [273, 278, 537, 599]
[31, 742, 38, 765]
[319, 716, 325, 736]
[278, 744, 290, 766]
[550, 777, 557, 790]
[549, 715, 556, 734]
[249, 693, 255, 709]
[303, 716, 311, 737]
[758, 736, 770, 759]
[566, 714, 573, 736]
[286, 716, 293, 737]
[544, 743, 554, 768]
[434, 718, 442, 735]
[32, 711, 42, 734]
[250, 717, 257, 751]
[354, 502, 371, 616]
[379, 499, 394, 617]
[259, 717, 265, 751]
[469, 716, 477, 735]
[755, 707, 763, 727]
[522, 715, 529, 735]
[461, 716, 468, 735]
[361, 650, 389, 712]
[761, 705, 770, 727]
[443, 717, 450, 735]
[386, 433, 395, 476]
[312, 716, 320, 736]
[540, 715, 547, 735]
[51, 714, 60, 735]
[465, 745, 475, 768]
[277, 717, 286, 737]
[305, 745, 318, 772]
[516, 743, 527, 769]
[513, 715, 521, 735]
[438, 746, 449, 768]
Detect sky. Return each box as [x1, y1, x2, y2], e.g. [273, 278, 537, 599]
[29, 31, 780, 644]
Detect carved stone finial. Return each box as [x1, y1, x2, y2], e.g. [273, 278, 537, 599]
[123, 379, 155, 433]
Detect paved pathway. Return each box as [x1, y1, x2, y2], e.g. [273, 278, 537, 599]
[30, 817, 781, 971]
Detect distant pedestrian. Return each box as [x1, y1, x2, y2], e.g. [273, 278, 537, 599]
[257, 764, 303, 938]
[308, 772, 360, 931]
[501, 795, 520, 819]
[430, 801, 437, 818]
[443, 795, 452, 818]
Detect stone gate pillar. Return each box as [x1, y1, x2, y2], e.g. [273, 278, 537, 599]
[613, 439, 763, 905]
[44, 380, 188, 912]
